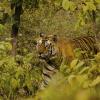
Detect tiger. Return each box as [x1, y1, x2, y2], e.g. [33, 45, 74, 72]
[36, 33, 99, 64]
[36, 33, 99, 89]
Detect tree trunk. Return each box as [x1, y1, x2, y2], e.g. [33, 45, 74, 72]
[11, 0, 23, 56]
[92, 10, 97, 34]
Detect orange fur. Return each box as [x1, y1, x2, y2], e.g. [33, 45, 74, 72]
[55, 37, 75, 62]
[36, 34, 99, 64]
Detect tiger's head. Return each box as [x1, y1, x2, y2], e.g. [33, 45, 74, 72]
[36, 33, 58, 60]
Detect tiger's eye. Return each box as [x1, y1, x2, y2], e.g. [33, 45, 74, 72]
[47, 40, 51, 44]
[38, 39, 42, 44]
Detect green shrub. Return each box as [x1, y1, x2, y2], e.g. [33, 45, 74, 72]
[35, 53, 100, 100]
[0, 41, 42, 100]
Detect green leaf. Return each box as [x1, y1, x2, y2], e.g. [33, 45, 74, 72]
[11, 78, 20, 89]
[95, 52, 100, 61]
[62, 0, 70, 10]
[95, 0, 100, 4]
[90, 76, 100, 87]
[62, 0, 76, 11]
[23, 53, 33, 63]
[75, 61, 85, 70]
[78, 67, 89, 74]
[80, 18, 85, 26]
[0, 45, 5, 50]
[5, 42, 12, 51]
[86, 2, 96, 11]
[83, 5, 88, 12]
[0, 24, 4, 34]
[69, 1, 76, 11]
[15, 67, 24, 79]
[70, 59, 79, 69]
[55, 0, 62, 6]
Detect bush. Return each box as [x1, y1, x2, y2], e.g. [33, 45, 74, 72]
[35, 53, 100, 100]
[0, 41, 42, 100]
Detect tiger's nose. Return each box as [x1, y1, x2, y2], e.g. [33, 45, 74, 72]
[39, 52, 42, 55]
[38, 52, 44, 58]
[38, 53, 41, 58]
[39, 52, 43, 57]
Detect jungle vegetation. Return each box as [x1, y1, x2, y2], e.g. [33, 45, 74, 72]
[0, 0, 100, 100]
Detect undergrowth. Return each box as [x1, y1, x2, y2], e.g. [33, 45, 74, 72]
[35, 53, 100, 100]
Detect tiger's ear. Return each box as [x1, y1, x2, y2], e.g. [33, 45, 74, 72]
[40, 32, 45, 37]
[52, 35, 57, 42]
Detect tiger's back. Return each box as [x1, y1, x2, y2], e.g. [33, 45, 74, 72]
[71, 36, 99, 59]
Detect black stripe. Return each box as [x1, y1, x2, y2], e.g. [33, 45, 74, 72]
[73, 38, 87, 58]
[74, 38, 84, 52]
[88, 36, 96, 53]
[83, 36, 94, 51]
[73, 38, 81, 49]
[43, 80, 48, 85]
[78, 38, 88, 58]
[44, 65, 55, 71]
[88, 36, 95, 43]
[43, 72, 51, 78]
[79, 38, 87, 57]
[79, 38, 89, 51]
